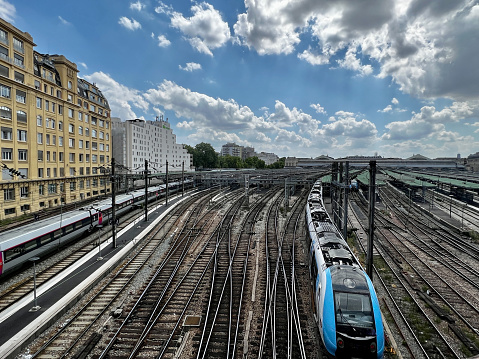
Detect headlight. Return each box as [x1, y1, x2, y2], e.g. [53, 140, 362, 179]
[337, 337, 344, 349]
[370, 341, 376, 352]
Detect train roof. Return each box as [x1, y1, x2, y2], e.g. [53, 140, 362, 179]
[0, 208, 91, 250]
[330, 265, 369, 294]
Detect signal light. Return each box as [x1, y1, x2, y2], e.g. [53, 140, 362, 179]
[337, 337, 344, 349]
[370, 341, 376, 352]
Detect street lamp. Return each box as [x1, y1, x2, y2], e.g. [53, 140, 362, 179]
[29, 257, 41, 312]
[97, 224, 103, 260]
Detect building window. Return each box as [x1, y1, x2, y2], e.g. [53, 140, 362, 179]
[92, 129, 97, 138]
[86, 141, 90, 149]
[67, 94, 72, 102]
[69, 138, 75, 148]
[79, 139, 83, 148]
[36, 97, 42, 109]
[99, 131, 104, 139]
[78, 126, 83, 135]
[90, 104, 95, 112]
[52, 135, 56, 145]
[69, 123, 74, 133]
[13, 53, 24, 68]
[68, 108, 73, 118]
[85, 128, 90, 137]
[58, 121, 63, 130]
[50, 119, 55, 129]
[59, 152, 64, 162]
[92, 142, 97, 150]
[48, 184, 57, 194]
[0, 106, 12, 120]
[4, 188, 15, 201]
[100, 143, 104, 151]
[78, 112, 83, 121]
[1, 148, 12, 160]
[69, 153, 75, 162]
[92, 154, 97, 163]
[59, 136, 63, 146]
[0, 84, 11, 98]
[91, 117, 97, 125]
[1, 127, 12, 140]
[84, 114, 89, 123]
[46, 134, 50, 145]
[99, 120, 104, 127]
[57, 89, 62, 98]
[46, 151, 50, 161]
[37, 115, 42, 126]
[14, 71, 24, 83]
[83, 102, 88, 109]
[39, 185, 44, 195]
[35, 80, 41, 90]
[16, 89, 26, 103]
[13, 37, 24, 53]
[79, 153, 84, 162]
[17, 129, 27, 142]
[18, 149, 27, 161]
[0, 64, 8, 78]
[45, 100, 49, 111]
[0, 29, 7, 45]
[59, 105, 63, 115]
[37, 133, 43, 144]
[68, 80, 72, 89]
[17, 110, 27, 123]
[52, 102, 56, 113]
[70, 182, 76, 191]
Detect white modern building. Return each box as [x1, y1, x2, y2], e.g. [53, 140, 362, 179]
[112, 117, 193, 174]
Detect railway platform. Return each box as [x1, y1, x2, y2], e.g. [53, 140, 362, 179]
[0, 192, 194, 359]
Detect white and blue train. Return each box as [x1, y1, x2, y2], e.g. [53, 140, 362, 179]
[0, 180, 192, 276]
[306, 180, 384, 358]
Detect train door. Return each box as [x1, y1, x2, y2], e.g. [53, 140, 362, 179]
[0, 253, 3, 275]
[98, 211, 103, 225]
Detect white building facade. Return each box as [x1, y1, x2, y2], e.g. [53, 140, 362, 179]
[112, 117, 192, 174]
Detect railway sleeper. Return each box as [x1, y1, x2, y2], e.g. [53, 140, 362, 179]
[448, 323, 479, 356]
[416, 291, 454, 323]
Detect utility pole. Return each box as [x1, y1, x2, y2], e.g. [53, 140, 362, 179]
[166, 160, 169, 205]
[343, 161, 349, 242]
[182, 161, 184, 197]
[366, 160, 376, 279]
[111, 157, 117, 248]
[331, 162, 339, 226]
[144, 160, 148, 221]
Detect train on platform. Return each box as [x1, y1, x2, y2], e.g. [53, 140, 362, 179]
[306, 180, 384, 358]
[0, 180, 193, 276]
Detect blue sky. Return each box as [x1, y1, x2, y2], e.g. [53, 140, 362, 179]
[3, 0, 479, 159]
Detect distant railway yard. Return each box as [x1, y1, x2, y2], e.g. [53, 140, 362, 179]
[1, 166, 479, 359]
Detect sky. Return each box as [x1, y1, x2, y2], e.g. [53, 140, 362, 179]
[2, 0, 479, 159]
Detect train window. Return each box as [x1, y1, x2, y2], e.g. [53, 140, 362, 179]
[310, 254, 318, 291]
[64, 224, 75, 235]
[4, 245, 25, 262]
[82, 217, 91, 227]
[42, 231, 56, 245]
[24, 239, 38, 251]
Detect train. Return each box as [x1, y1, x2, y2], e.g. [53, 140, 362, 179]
[0, 179, 193, 276]
[306, 180, 384, 358]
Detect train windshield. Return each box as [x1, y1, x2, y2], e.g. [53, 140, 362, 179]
[334, 291, 375, 335]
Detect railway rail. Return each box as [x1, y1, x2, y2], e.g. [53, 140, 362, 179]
[350, 184, 479, 358]
[24, 189, 222, 358]
[0, 191, 195, 314]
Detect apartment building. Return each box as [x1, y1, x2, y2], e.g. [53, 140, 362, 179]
[111, 117, 192, 175]
[0, 19, 111, 220]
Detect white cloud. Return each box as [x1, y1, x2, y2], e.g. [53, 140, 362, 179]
[179, 62, 202, 72]
[79, 62, 88, 70]
[311, 103, 326, 115]
[392, 98, 399, 105]
[83, 72, 149, 121]
[232, 1, 479, 102]
[169, 3, 230, 56]
[378, 105, 393, 113]
[58, 16, 70, 25]
[0, 0, 16, 23]
[157, 35, 171, 47]
[118, 17, 141, 31]
[130, 1, 145, 11]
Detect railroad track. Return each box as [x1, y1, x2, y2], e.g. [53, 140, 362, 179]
[97, 190, 244, 358]
[0, 192, 194, 314]
[26, 189, 221, 358]
[351, 188, 479, 357]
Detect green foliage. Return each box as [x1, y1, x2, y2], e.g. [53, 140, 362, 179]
[186, 143, 285, 170]
[187, 142, 218, 169]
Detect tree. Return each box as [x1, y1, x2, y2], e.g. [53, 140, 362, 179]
[244, 156, 266, 169]
[194, 142, 218, 169]
[267, 157, 285, 169]
[219, 155, 243, 169]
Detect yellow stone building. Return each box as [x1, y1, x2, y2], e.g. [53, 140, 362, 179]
[0, 19, 111, 221]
